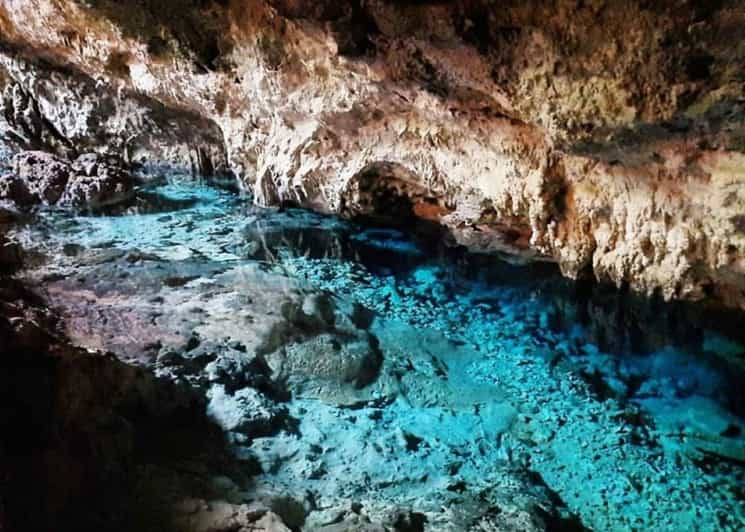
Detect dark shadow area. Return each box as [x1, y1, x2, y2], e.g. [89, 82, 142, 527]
[92, 190, 202, 216]
[0, 279, 258, 532]
[71, 0, 232, 73]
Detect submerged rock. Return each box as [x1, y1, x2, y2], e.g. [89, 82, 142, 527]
[260, 294, 385, 404]
[206, 384, 288, 438]
[268, 332, 383, 392]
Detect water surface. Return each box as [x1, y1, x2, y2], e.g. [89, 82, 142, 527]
[16, 179, 745, 531]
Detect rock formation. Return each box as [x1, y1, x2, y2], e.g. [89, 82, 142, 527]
[1, 0, 744, 308]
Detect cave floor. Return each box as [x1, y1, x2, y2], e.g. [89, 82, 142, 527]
[11, 177, 745, 531]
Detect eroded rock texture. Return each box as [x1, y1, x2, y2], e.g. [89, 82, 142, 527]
[1, 0, 744, 307]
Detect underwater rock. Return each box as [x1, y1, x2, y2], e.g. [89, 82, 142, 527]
[260, 294, 385, 404]
[173, 501, 293, 532]
[203, 349, 274, 394]
[206, 384, 288, 438]
[266, 332, 384, 398]
[157, 338, 286, 400]
[12, 177, 745, 530]
[644, 395, 745, 465]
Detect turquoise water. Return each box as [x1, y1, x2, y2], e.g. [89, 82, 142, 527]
[19, 180, 745, 530]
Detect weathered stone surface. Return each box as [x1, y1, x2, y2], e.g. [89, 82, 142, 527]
[258, 294, 385, 403]
[11, 150, 70, 204]
[0, 1, 743, 307]
[0, 50, 229, 177]
[0, 233, 21, 271]
[0, 277, 298, 532]
[0, 150, 139, 209]
[0, 172, 34, 207]
[59, 154, 138, 209]
[206, 384, 288, 438]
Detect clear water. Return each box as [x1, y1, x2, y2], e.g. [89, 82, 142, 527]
[16, 180, 745, 531]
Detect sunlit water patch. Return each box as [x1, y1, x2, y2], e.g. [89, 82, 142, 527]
[15, 181, 745, 531]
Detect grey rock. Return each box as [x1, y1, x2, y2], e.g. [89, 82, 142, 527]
[59, 152, 138, 209]
[267, 333, 383, 393]
[11, 150, 70, 204]
[259, 293, 385, 403]
[59, 169, 136, 209]
[206, 384, 287, 437]
[0, 173, 35, 207]
[204, 351, 273, 394]
[72, 152, 102, 176]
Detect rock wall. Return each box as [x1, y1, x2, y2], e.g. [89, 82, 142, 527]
[0, 0, 744, 308]
[0, 45, 229, 177]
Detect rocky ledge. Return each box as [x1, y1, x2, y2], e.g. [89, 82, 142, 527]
[0, 0, 744, 308]
[0, 150, 139, 210]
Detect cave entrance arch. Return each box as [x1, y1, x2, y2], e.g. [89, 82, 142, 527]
[339, 161, 451, 230]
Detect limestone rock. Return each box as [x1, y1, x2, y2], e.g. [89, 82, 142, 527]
[267, 333, 383, 394]
[10, 150, 69, 204]
[59, 154, 138, 209]
[0, 1, 743, 307]
[259, 294, 385, 403]
[173, 501, 292, 532]
[1, 150, 140, 209]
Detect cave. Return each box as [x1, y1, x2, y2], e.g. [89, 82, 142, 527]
[1, 1, 745, 531]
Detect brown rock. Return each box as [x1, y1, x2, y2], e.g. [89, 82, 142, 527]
[0, 0, 743, 307]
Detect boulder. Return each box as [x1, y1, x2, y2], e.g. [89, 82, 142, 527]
[206, 384, 288, 438]
[59, 170, 136, 210]
[266, 333, 383, 393]
[259, 294, 385, 404]
[0, 173, 35, 208]
[59, 153, 137, 209]
[11, 150, 70, 204]
[0, 151, 138, 210]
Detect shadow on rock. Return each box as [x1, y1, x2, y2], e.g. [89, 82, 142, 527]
[0, 280, 280, 532]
